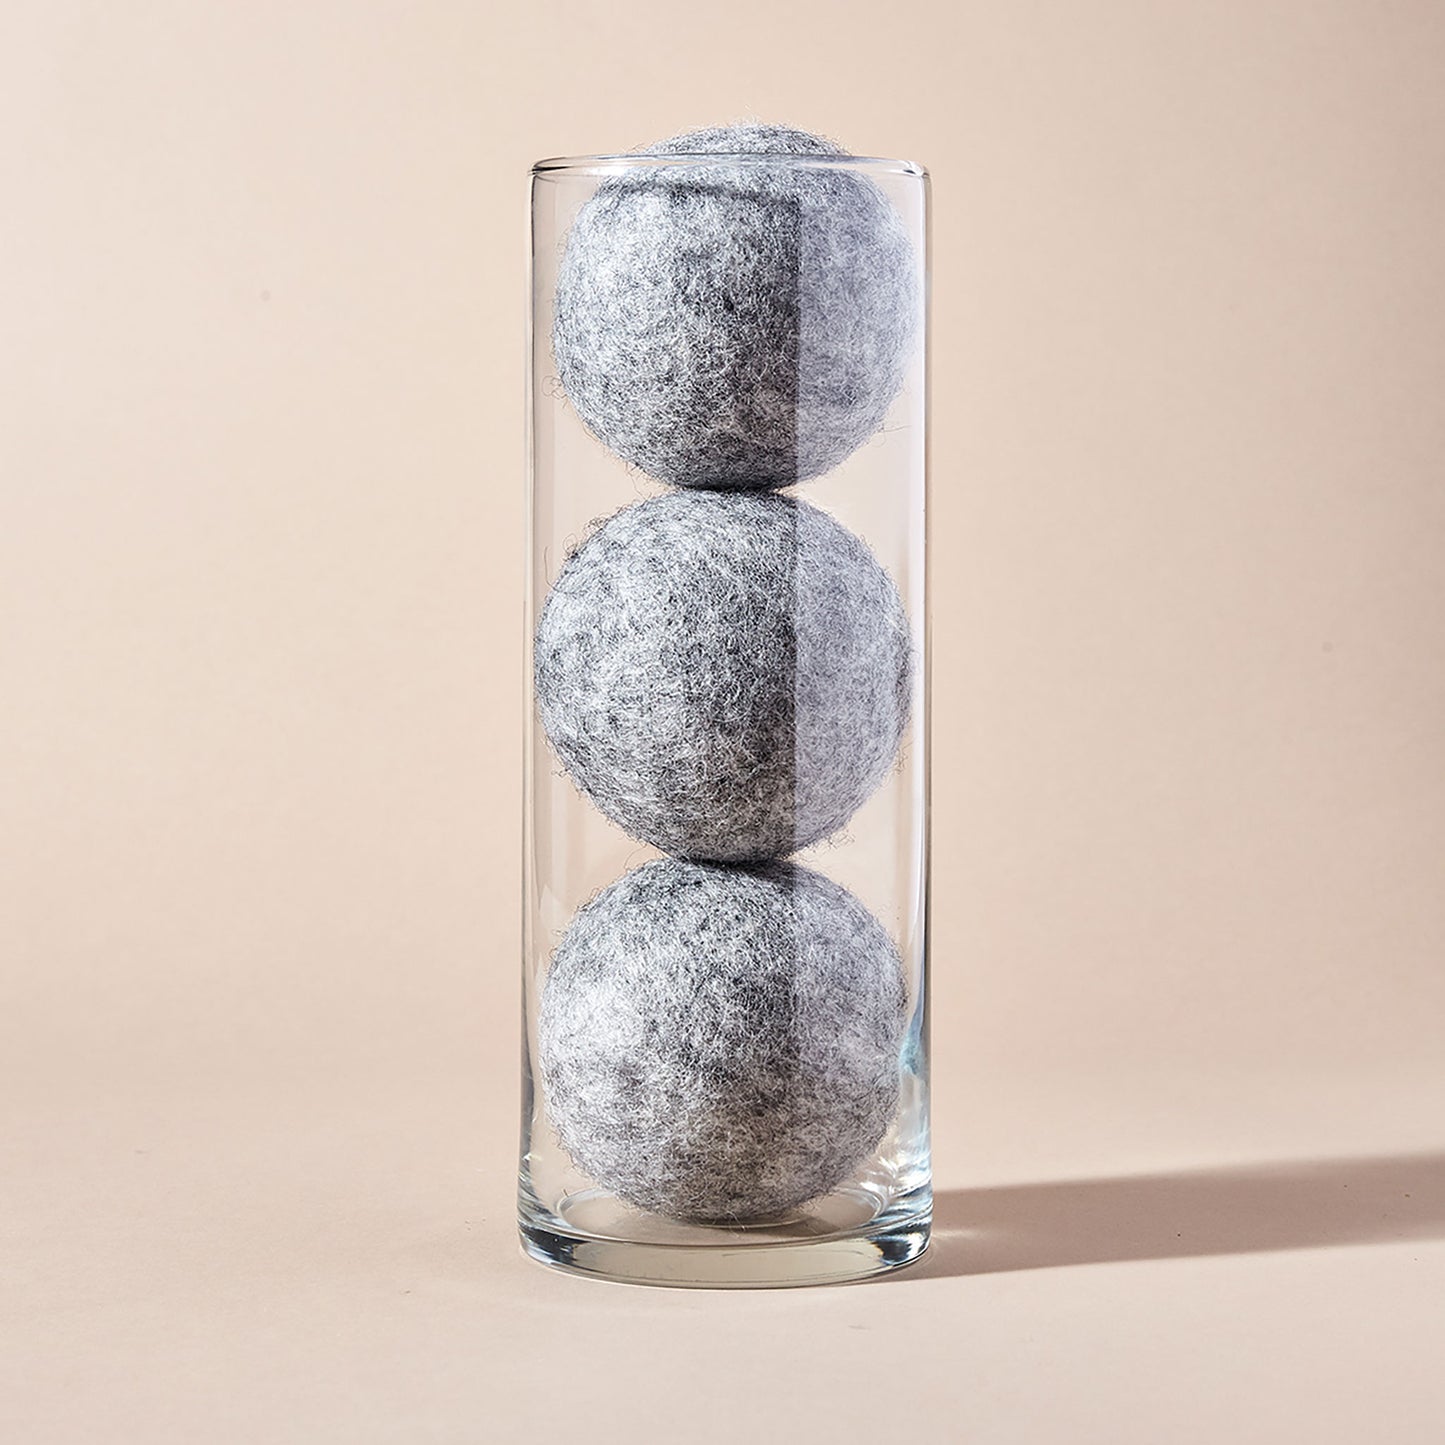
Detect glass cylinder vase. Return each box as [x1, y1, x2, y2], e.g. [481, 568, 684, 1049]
[522, 143, 930, 1287]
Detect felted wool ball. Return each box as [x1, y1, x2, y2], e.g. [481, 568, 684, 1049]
[538, 858, 907, 1222]
[534, 489, 912, 863]
[552, 122, 917, 490]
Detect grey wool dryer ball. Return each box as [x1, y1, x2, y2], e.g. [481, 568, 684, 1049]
[552, 122, 917, 490]
[534, 489, 912, 863]
[538, 858, 907, 1222]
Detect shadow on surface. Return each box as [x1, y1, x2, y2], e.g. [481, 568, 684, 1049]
[904, 1151, 1445, 1280]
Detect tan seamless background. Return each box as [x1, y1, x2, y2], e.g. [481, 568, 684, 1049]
[3, 2, 1444, 1442]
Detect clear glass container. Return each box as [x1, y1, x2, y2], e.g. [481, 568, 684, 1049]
[522, 149, 929, 1287]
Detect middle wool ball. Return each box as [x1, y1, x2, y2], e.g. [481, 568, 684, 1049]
[534, 490, 912, 863]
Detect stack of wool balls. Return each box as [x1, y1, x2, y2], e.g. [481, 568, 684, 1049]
[535, 123, 918, 1224]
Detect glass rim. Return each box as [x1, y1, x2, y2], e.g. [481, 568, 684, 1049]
[532, 153, 927, 180]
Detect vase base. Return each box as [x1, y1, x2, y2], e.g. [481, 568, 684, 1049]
[518, 1201, 930, 1289]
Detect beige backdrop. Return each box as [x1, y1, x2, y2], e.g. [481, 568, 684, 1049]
[4, 2, 1443, 1441]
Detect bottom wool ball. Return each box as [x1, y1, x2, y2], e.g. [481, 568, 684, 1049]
[537, 859, 907, 1223]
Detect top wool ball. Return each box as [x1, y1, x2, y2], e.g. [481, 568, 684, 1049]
[552, 122, 918, 491]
